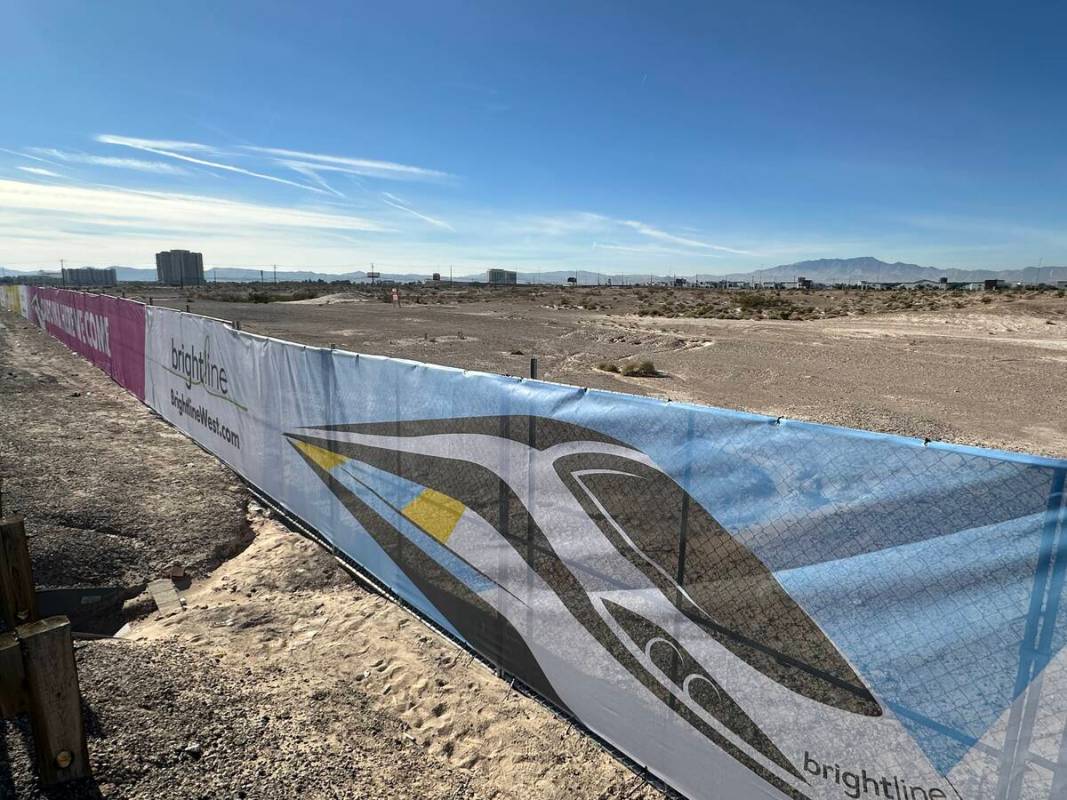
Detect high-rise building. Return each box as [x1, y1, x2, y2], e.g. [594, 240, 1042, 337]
[487, 268, 517, 285]
[61, 267, 117, 286]
[155, 250, 205, 286]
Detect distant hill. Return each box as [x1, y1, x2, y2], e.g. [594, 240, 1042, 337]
[4, 257, 1066, 286]
[715, 257, 1067, 285]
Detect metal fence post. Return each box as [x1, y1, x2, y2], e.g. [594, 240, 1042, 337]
[996, 468, 1067, 800]
[496, 413, 512, 674]
[668, 412, 695, 709]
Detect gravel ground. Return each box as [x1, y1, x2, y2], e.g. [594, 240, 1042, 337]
[0, 314, 248, 591]
[0, 639, 480, 800]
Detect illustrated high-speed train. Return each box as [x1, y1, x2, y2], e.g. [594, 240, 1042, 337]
[285, 416, 886, 799]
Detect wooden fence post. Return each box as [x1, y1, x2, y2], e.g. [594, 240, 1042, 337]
[19, 617, 91, 785]
[0, 515, 39, 628]
[0, 630, 26, 718]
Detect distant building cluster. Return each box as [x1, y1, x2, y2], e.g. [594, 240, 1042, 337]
[487, 268, 517, 285]
[61, 266, 116, 286]
[156, 250, 205, 286]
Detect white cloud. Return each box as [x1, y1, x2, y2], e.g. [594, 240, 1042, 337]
[496, 212, 610, 237]
[592, 241, 722, 258]
[381, 192, 454, 231]
[244, 145, 452, 182]
[17, 166, 64, 178]
[96, 134, 327, 194]
[0, 147, 65, 167]
[94, 136, 214, 153]
[28, 148, 188, 175]
[279, 161, 346, 197]
[0, 178, 389, 235]
[620, 219, 752, 254]
[493, 212, 750, 257]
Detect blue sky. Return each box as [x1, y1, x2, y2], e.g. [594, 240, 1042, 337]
[2, 1, 1065, 274]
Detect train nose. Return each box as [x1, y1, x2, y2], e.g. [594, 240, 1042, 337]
[553, 451, 882, 717]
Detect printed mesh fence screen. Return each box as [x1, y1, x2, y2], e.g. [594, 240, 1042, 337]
[3, 288, 1066, 800]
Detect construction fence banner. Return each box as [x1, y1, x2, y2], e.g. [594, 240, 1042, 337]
[23, 287, 146, 400]
[0, 284, 31, 318]
[7, 289, 1067, 800]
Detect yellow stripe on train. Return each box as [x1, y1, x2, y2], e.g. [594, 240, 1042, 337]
[402, 489, 465, 544]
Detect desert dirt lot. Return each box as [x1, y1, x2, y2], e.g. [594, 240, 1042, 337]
[2, 286, 1065, 799]
[144, 284, 1067, 457]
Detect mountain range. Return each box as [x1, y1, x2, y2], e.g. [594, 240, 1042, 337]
[2, 258, 1065, 286]
[718, 257, 1067, 286]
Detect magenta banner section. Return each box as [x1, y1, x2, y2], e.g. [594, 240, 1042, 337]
[26, 287, 146, 400]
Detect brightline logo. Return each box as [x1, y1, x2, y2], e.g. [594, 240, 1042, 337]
[166, 337, 247, 410]
[803, 752, 949, 800]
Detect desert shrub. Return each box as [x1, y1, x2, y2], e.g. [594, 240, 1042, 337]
[597, 362, 620, 373]
[736, 292, 791, 312]
[621, 359, 658, 377]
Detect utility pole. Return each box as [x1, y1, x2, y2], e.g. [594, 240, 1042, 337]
[273, 264, 277, 284]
